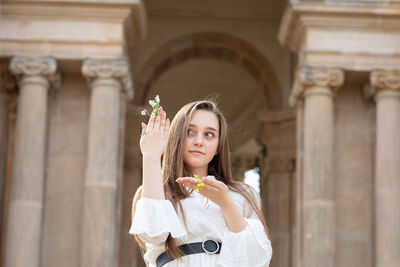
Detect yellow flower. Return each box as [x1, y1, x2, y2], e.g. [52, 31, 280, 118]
[192, 174, 205, 192]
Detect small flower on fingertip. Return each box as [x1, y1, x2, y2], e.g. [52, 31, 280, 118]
[141, 95, 162, 117]
[149, 100, 156, 107]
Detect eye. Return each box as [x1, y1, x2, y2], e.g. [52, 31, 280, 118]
[187, 129, 195, 135]
[205, 132, 215, 138]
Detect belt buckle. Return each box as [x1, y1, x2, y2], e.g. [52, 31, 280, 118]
[201, 240, 219, 254]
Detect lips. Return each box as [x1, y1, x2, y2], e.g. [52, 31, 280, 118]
[189, 150, 204, 155]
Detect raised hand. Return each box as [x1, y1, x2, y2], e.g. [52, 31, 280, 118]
[140, 106, 170, 159]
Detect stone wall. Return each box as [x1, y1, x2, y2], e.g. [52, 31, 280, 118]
[42, 72, 89, 267]
[334, 72, 374, 267]
[2, 1, 399, 267]
[257, 110, 296, 267]
[130, 17, 292, 111]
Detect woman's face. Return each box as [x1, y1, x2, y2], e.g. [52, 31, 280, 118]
[183, 110, 219, 177]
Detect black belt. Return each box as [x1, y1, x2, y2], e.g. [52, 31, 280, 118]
[156, 240, 222, 267]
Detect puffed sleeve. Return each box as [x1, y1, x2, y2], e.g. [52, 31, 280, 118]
[217, 188, 272, 267]
[129, 197, 186, 245]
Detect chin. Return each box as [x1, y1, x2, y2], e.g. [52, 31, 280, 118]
[184, 160, 208, 170]
[187, 162, 206, 169]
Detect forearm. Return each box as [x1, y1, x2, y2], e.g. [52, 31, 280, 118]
[141, 155, 165, 199]
[220, 200, 247, 233]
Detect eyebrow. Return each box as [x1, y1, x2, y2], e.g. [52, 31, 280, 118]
[189, 124, 218, 132]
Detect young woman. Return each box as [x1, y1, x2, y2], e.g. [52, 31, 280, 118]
[130, 100, 272, 267]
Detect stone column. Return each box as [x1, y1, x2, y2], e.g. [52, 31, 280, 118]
[257, 110, 296, 267]
[5, 56, 57, 267]
[81, 58, 132, 267]
[369, 70, 400, 267]
[291, 67, 344, 267]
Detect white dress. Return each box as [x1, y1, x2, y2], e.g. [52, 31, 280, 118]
[129, 186, 272, 267]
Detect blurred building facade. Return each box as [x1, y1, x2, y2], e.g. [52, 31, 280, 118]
[0, 0, 399, 267]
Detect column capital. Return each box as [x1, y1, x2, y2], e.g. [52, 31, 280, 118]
[9, 55, 59, 88]
[289, 66, 344, 106]
[364, 70, 400, 100]
[82, 58, 133, 100]
[370, 69, 400, 93]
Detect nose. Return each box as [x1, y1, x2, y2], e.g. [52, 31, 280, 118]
[193, 133, 203, 146]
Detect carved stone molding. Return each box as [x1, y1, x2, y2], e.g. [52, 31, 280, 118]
[82, 58, 133, 100]
[9, 56, 59, 88]
[364, 70, 400, 101]
[370, 69, 400, 92]
[289, 66, 344, 106]
[298, 67, 344, 89]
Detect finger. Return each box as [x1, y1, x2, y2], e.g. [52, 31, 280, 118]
[202, 177, 222, 189]
[154, 108, 162, 131]
[184, 177, 201, 183]
[182, 178, 211, 193]
[176, 178, 215, 195]
[202, 177, 214, 184]
[176, 177, 194, 184]
[176, 177, 195, 189]
[165, 118, 170, 136]
[160, 110, 166, 132]
[176, 177, 199, 186]
[141, 122, 147, 136]
[147, 112, 156, 130]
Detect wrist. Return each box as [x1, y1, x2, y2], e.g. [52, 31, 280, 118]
[220, 197, 247, 233]
[142, 154, 161, 161]
[218, 195, 236, 211]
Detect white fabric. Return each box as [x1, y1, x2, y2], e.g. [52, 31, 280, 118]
[129, 187, 272, 267]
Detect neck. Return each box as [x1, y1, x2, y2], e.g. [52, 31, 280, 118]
[189, 166, 208, 178]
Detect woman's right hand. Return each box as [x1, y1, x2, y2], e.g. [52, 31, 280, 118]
[139, 106, 170, 159]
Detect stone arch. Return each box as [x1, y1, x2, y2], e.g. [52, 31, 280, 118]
[133, 32, 282, 109]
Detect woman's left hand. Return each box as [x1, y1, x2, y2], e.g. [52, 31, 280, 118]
[177, 176, 248, 232]
[176, 177, 233, 208]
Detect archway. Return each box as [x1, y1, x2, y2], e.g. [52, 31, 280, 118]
[132, 32, 282, 110]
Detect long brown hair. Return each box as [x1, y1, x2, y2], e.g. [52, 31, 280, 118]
[132, 100, 270, 260]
